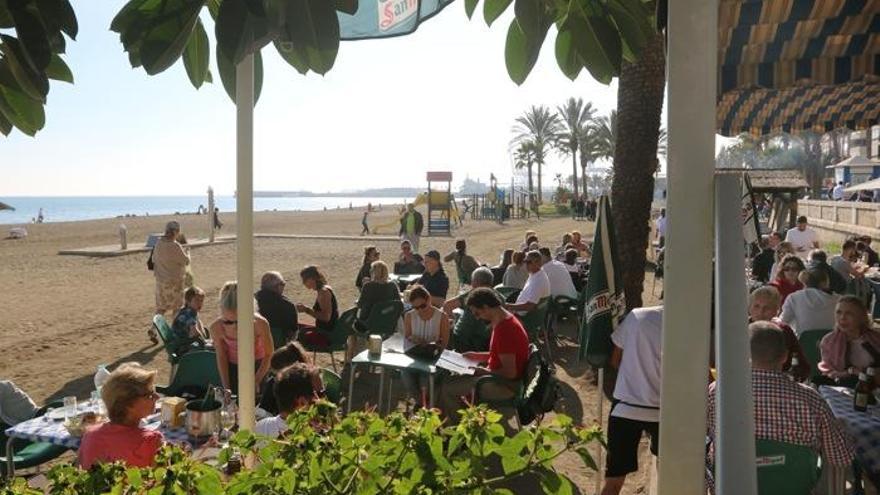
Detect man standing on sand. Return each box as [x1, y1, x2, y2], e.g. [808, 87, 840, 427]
[785, 215, 819, 259]
[399, 203, 424, 253]
[149, 221, 190, 344]
[361, 209, 370, 236]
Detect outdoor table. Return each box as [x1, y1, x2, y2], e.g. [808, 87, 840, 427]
[389, 273, 421, 290]
[5, 404, 206, 477]
[819, 385, 880, 495]
[346, 334, 437, 415]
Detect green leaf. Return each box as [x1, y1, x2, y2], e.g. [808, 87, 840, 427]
[607, 0, 648, 63]
[282, 0, 340, 75]
[138, 0, 206, 75]
[45, 53, 72, 82]
[183, 17, 210, 88]
[464, 0, 477, 19]
[0, 110, 12, 136]
[0, 0, 12, 28]
[110, 0, 148, 33]
[483, 0, 512, 26]
[554, 18, 581, 80]
[0, 78, 45, 136]
[563, 5, 620, 84]
[0, 35, 48, 101]
[9, 0, 52, 69]
[216, 0, 271, 64]
[35, 0, 78, 39]
[273, 38, 309, 75]
[513, 0, 541, 40]
[504, 17, 546, 85]
[538, 470, 573, 495]
[217, 46, 263, 105]
[575, 446, 598, 471]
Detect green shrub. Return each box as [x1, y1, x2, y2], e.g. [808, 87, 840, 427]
[1, 403, 602, 494]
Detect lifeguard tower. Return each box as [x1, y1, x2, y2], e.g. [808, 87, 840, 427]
[426, 171, 453, 236]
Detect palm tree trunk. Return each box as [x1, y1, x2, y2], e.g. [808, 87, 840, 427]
[527, 164, 534, 198]
[581, 164, 588, 199]
[611, 33, 666, 311]
[537, 162, 543, 203]
[571, 151, 579, 199]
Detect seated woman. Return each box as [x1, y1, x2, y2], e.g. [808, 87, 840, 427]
[443, 239, 480, 285]
[209, 281, 275, 395]
[79, 363, 163, 469]
[416, 250, 450, 307]
[393, 240, 425, 276]
[444, 267, 494, 353]
[769, 254, 805, 304]
[296, 266, 340, 347]
[490, 249, 514, 287]
[819, 296, 880, 385]
[402, 286, 450, 408]
[502, 251, 529, 290]
[437, 288, 529, 424]
[257, 341, 312, 416]
[170, 286, 209, 356]
[555, 233, 573, 260]
[355, 246, 380, 291]
[356, 260, 400, 321]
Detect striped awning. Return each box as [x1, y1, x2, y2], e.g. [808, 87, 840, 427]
[714, 0, 880, 136]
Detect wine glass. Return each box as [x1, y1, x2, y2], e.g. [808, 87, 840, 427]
[220, 408, 236, 441]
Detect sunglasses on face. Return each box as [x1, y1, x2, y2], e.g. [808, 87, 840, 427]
[783, 266, 800, 272]
[141, 391, 159, 400]
[222, 319, 237, 325]
[413, 303, 429, 311]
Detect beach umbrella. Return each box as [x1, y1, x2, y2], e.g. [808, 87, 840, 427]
[0, 201, 15, 211]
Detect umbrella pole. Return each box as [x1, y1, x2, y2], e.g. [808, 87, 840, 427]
[236, 53, 256, 431]
[658, 0, 716, 492]
[595, 368, 604, 494]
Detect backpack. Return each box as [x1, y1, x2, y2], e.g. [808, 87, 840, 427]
[517, 346, 559, 425]
[147, 248, 155, 271]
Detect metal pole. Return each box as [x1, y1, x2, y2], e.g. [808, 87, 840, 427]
[658, 0, 717, 492]
[236, 53, 256, 431]
[714, 172, 757, 495]
[596, 368, 605, 494]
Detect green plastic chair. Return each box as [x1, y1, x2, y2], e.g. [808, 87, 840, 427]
[156, 350, 221, 399]
[493, 285, 521, 303]
[797, 328, 832, 386]
[301, 307, 358, 372]
[518, 298, 551, 358]
[755, 439, 821, 495]
[320, 368, 343, 406]
[152, 314, 184, 365]
[1, 401, 69, 478]
[364, 300, 404, 339]
[474, 344, 540, 430]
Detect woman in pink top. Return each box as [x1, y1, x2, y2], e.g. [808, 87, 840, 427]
[79, 363, 162, 469]
[209, 281, 274, 395]
[819, 295, 880, 383]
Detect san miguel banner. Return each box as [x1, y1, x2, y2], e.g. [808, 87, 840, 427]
[578, 195, 626, 367]
[741, 173, 760, 246]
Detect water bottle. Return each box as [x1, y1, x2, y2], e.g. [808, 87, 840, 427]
[94, 365, 110, 412]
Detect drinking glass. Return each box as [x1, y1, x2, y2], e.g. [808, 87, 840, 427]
[63, 396, 77, 420]
[220, 409, 236, 440]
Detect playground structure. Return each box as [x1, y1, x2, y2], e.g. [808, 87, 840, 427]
[467, 184, 534, 221]
[426, 171, 453, 236]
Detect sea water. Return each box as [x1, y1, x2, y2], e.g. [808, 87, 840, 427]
[0, 196, 409, 225]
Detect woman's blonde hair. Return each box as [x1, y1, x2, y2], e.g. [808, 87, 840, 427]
[101, 363, 157, 423]
[219, 281, 238, 312]
[370, 260, 389, 282]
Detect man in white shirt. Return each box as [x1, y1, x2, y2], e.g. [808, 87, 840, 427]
[0, 380, 38, 426]
[506, 250, 550, 313]
[538, 247, 578, 299]
[785, 215, 819, 258]
[655, 209, 667, 247]
[255, 363, 320, 438]
[601, 306, 663, 495]
[779, 268, 838, 334]
[832, 181, 845, 201]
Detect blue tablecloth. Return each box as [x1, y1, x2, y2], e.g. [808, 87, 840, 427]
[6, 413, 191, 450]
[820, 385, 880, 476]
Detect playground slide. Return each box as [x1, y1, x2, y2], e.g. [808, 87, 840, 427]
[369, 193, 461, 234]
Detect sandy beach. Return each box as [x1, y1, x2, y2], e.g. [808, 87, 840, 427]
[0, 206, 660, 494]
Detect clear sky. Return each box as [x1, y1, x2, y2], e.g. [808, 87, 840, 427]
[1, 2, 640, 196]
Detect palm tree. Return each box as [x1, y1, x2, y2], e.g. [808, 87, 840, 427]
[577, 126, 601, 198]
[555, 98, 596, 200]
[513, 142, 537, 198]
[592, 109, 618, 161]
[611, 33, 666, 310]
[511, 105, 562, 204]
